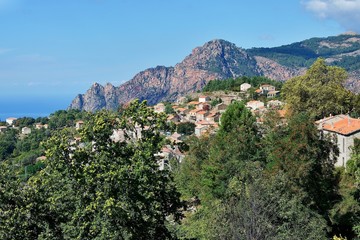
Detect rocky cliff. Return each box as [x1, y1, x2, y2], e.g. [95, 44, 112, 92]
[69, 33, 360, 111]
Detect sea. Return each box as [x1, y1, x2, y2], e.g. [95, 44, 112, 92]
[0, 96, 71, 121]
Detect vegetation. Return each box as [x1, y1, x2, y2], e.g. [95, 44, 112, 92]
[282, 58, 354, 119]
[1, 59, 360, 239]
[202, 76, 283, 93]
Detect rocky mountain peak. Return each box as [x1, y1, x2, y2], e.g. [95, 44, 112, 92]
[69, 35, 360, 112]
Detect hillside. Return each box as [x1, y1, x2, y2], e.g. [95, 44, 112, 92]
[69, 33, 360, 111]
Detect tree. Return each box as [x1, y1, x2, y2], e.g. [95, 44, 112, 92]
[1, 100, 183, 239]
[262, 113, 339, 215]
[282, 58, 352, 119]
[176, 122, 195, 136]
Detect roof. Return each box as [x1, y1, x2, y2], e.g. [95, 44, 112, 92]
[322, 116, 360, 135]
[260, 84, 274, 87]
[267, 90, 280, 94]
[277, 110, 287, 118]
[255, 89, 262, 93]
[188, 101, 200, 105]
[189, 109, 201, 113]
[196, 110, 208, 115]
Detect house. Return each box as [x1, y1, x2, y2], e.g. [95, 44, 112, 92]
[76, 120, 84, 130]
[199, 96, 210, 103]
[260, 84, 276, 93]
[6, 117, 17, 126]
[22, 127, 31, 135]
[154, 103, 166, 113]
[188, 109, 202, 121]
[167, 114, 180, 123]
[0, 126, 7, 133]
[267, 100, 284, 108]
[246, 100, 265, 110]
[267, 90, 280, 98]
[240, 83, 252, 92]
[206, 112, 220, 122]
[317, 114, 360, 167]
[196, 110, 209, 121]
[194, 120, 219, 137]
[176, 108, 190, 116]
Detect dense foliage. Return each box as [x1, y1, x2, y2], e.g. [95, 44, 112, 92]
[282, 58, 354, 119]
[202, 76, 283, 92]
[0, 100, 183, 239]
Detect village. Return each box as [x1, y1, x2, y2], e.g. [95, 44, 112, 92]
[1, 82, 360, 170]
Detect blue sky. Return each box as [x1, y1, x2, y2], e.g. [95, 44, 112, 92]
[0, 0, 359, 115]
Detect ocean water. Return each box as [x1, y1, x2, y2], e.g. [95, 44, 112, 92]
[0, 96, 71, 121]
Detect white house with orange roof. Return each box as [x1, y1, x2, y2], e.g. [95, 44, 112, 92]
[317, 114, 360, 167]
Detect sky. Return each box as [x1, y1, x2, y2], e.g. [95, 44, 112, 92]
[0, 0, 359, 117]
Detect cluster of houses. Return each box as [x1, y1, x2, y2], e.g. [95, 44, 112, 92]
[0, 117, 49, 135]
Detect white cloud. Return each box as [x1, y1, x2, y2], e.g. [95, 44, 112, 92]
[302, 0, 360, 32]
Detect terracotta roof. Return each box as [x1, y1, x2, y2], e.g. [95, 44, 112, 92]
[323, 117, 360, 135]
[196, 110, 208, 115]
[255, 89, 262, 93]
[277, 110, 287, 118]
[189, 109, 201, 113]
[188, 101, 200, 105]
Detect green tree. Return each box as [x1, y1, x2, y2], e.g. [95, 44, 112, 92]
[1, 100, 183, 239]
[282, 58, 352, 119]
[176, 122, 195, 136]
[263, 113, 339, 216]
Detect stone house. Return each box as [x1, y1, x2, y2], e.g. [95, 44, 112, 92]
[22, 127, 31, 135]
[154, 103, 166, 113]
[246, 100, 265, 111]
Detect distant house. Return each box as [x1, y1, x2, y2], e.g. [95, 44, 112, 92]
[267, 90, 280, 98]
[246, 100, 265, 110]
[0, 126, 7, 133]
[154, 103, 166, 113]
[240, 83, 252, 92]
[317, 114, 360, 167]
[194, 120, 219, 137]
[199, 96, 211, 103]
[206, 112, 220, 122]
[76, 120, 84, 130]
[167, 114, 180, 123]
[267, 100, 284, 108]
[260, 84, 276, 93]
[6, 117, 17, 126]
[196, 110, 209, 121]
[188, 109, 202, 121]
[22, 127, 31, 135]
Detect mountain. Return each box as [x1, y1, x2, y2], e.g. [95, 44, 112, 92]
[69, 33, 360, 111]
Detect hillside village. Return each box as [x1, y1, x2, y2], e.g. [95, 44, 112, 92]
[2, 81, 360, 170]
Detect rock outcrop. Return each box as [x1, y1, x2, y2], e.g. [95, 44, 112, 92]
[69, 33, 360, 111]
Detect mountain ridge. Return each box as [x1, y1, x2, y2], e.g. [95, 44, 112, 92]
[69, 34, 360, 111]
